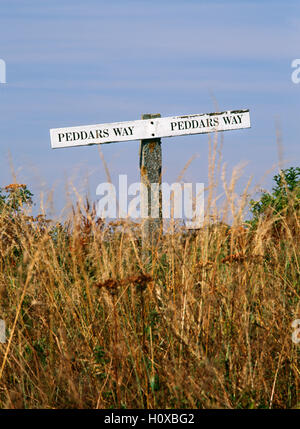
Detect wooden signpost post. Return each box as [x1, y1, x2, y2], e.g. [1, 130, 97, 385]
[50, 109, 251, 243]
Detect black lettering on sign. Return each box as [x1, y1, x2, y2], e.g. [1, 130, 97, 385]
[223, 116, 231, 125]
[113, 128, 122, 136]
[222, 114, 243, 126]
[66, 132, 72, 142]
[58, 133, 65, 142]
[80, 131, 88, 140]
[96, 129, 110, 138]
[113, 126, 134, 137]
[170, 117, 218, 132]
[72, 132, 80, 140]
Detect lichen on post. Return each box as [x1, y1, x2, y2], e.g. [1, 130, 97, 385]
[140, 113, 162, 246]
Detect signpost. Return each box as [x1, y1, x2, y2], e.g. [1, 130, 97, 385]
[50, 110, 250, 149]
[50, 109, 251, 243]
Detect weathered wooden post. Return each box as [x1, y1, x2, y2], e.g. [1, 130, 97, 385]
[140, 113, 162, 245]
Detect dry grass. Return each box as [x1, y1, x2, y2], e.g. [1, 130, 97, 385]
[0, 152, 299, 409]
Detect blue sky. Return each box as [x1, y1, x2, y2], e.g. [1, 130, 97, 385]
[0, 0, 299, 219]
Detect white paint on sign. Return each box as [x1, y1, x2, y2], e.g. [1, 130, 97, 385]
[50, 109, 250, 149]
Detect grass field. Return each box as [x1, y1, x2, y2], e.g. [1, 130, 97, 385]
[0, 150, 299, 409]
